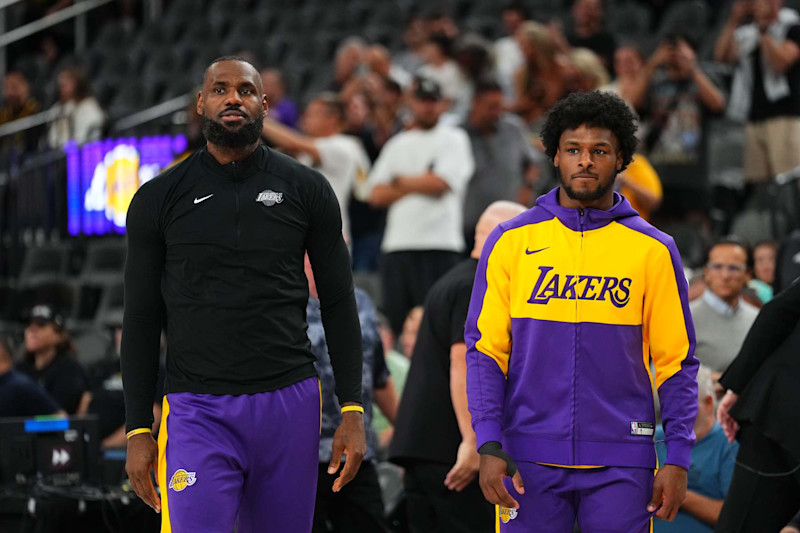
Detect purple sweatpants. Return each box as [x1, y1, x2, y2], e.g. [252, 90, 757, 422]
[156, 377, 321, 533]
[497, 462, 655, 532]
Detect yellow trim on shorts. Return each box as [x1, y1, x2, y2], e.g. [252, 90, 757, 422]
[495, 505, 501, 532]
[158, 396, 171, 533]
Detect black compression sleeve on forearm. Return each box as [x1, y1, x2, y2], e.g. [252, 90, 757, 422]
[306, 177, 363, 406]
[121, 190, 165, 433]
[320, 286, 363, 405]
[479, 441, 518, 476]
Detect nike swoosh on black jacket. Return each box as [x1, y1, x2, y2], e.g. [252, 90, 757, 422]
[121, 145, 362, 433]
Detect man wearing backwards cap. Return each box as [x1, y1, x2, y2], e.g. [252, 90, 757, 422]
[16, 304, 90, 414]
[359, 75, 475, 337]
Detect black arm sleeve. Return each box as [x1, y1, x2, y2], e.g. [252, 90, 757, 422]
[121, 188, 165, 433]
[306, 177, 363, 406]
[720, 280, 800, 393]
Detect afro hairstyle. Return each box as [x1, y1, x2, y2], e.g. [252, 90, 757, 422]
[539, 90, 638, 173]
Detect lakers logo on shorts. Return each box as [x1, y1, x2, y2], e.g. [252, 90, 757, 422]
[168, 469, 197, 492]
[499, 506, 518, 523]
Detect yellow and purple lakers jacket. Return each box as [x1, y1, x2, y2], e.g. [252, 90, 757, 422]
[465, 188, 699, 470]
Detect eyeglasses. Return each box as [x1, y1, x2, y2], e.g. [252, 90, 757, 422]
[707, 263, 746, 274]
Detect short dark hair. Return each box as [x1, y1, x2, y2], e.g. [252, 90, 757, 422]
[473, 78, 503, 97]
[663, 31, 697, 52]
[704, 237, 750, 267]
[502, 1, 529, 18]
[427, 32, 454, 58]
[312, 92, 346, 122]
[203, 55, 259, 84]
[5, 69, 29, 83]
[383, 77, 402, 95]
[540, 90, 638, 172]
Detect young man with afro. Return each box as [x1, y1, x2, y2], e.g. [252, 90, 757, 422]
[465, 90, 699, 532]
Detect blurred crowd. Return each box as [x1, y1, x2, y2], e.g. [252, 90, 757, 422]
[3, 0, 800, 531]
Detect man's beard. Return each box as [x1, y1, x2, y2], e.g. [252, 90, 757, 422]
[202, 111, 264, 148]
[561, 175, 614, 202]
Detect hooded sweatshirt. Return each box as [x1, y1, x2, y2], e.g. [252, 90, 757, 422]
[465, 188, 698, 470]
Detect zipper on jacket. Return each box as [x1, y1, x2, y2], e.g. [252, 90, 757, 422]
[573, 208, 585, 464]
[232, 162, 241, 248]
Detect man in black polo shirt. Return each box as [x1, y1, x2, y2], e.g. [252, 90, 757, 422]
[390, 201, 526, 532]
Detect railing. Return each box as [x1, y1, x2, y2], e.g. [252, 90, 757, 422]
[0, 149, 67, 248]
[0, 0, 114, 75]
[113, 93, 194, 133]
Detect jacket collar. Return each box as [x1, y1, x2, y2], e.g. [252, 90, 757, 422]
[534, 187, 639, 232]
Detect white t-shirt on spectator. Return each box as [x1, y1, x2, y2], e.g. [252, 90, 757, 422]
[494, 36, 524, 101]
[364, 122, 475, 253]
[297, 134, 371, 239]
[47, 97, 105, 148]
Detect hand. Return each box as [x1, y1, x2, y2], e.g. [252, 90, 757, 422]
[328, 410, 366, 492]
[717, 390, 740, 443]
[648, 464, 687, 521]
[125, 433, 161, 513]
[478, 454, 525, 510]
[649, 43, 674, 69]
[780, 527, 800, 533]
[445, 440, 480, 491]
[675, 39, 697, 71]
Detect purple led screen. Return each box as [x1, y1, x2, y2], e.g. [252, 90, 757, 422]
[65, 134, 188, 236]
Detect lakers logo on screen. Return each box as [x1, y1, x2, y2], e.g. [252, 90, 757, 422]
[168, 469, 197, 492]
[527, 266, 632, 308]
[84, 144, 140, 228]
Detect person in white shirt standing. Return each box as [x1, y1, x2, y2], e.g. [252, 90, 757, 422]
[262, 93, 371, 240]
[359, 77, 475, 335]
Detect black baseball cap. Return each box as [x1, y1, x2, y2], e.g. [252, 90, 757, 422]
[26, 304, 66, 329]
[414, 76, 442, 101]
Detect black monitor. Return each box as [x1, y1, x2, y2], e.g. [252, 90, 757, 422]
[0, 415, 100, 487]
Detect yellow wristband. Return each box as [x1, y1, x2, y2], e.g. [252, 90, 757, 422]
[126, 428, 152, 439]
[341, 405, 364, 414]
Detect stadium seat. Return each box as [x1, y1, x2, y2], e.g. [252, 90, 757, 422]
[606, 1, 653, 38]
[17, 245, 71, 288]
[78, 239, 125, 286]
[107, 79, 156, 121]
[72, 326, 112, 368]
[93, 280, 124, 328]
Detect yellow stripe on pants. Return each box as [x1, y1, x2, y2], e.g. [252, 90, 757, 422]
[158, 396, 171, 533]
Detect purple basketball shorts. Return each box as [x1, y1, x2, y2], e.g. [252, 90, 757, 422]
[496, 462, 655, 532]
[156, 377, 321, 533]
